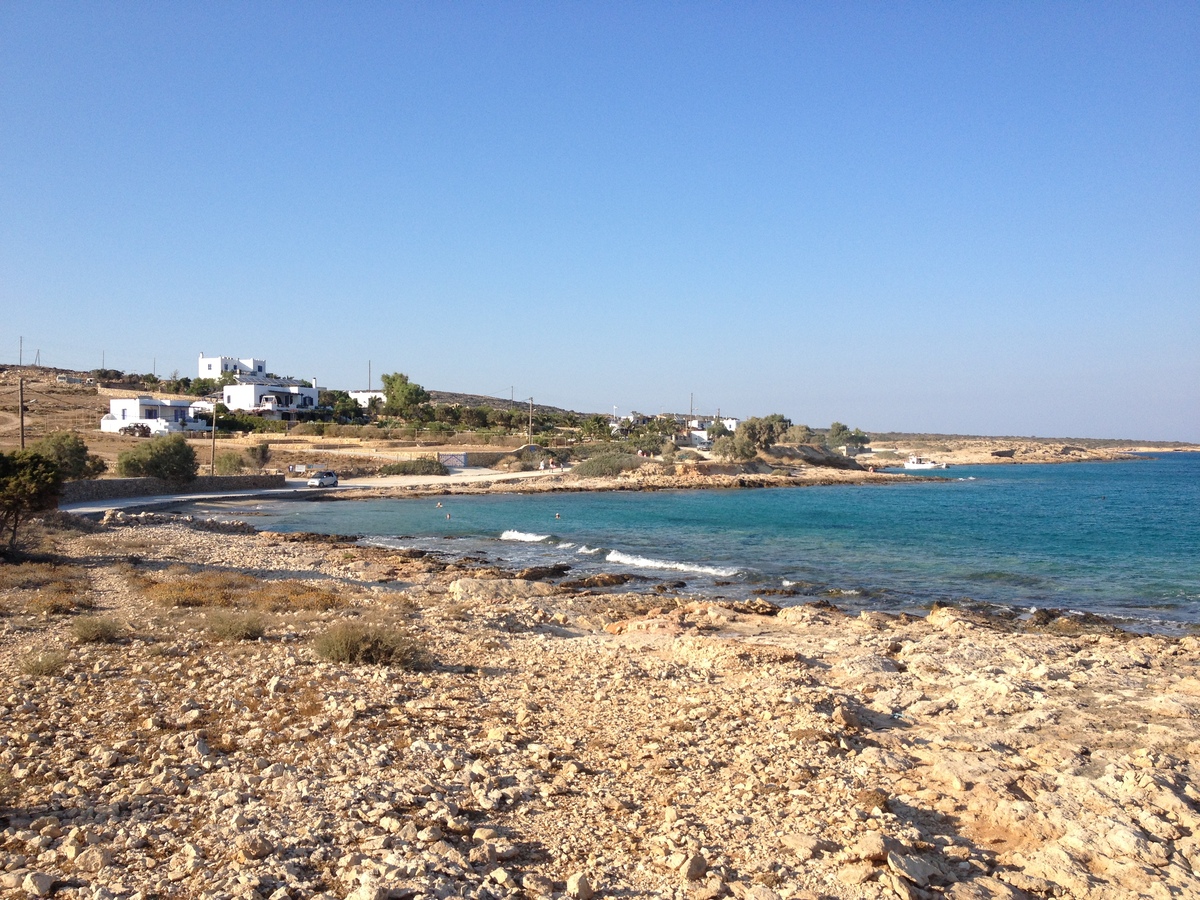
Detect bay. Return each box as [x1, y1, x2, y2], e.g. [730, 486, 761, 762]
[189, 453, 1200, 632]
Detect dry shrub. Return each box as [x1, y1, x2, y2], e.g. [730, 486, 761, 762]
[134, 568, 345, 612]
[206, 611, 266, 642]
[72, 616, 122, 643]
[0, 563, 93, 615]
[139, 570, 255, 608]
[313, 622, 430, 668]
[252, 580, 345, 611]
[19, 649, 68, 677]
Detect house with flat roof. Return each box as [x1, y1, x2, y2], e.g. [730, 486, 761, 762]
[222, 375, 319, 419]
[100, 397, 207, 434]
[198, 354, 265, 378]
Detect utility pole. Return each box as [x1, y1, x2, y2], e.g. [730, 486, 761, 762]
[18, 378, 25, 449]
[18, 336, 22, 367]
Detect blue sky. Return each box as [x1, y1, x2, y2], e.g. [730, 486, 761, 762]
[2, 3, 1197, 440]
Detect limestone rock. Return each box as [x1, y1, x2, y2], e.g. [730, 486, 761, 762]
[567, 872, 595, 899]
[22, 872, 55, 897]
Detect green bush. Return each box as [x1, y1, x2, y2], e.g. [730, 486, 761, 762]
[30, 433, 106, 480]
[116, 435, 198, 483]
[570, 441, 631, 460]
[206, 611, 266, 641]
[570, 453, 645, 478]
[0, 450, 63, 550]
[245, 443, 271, 467]
[214, 451, 245, 475]
[314, 622, 430, 668]
[379, 458, 449, 476]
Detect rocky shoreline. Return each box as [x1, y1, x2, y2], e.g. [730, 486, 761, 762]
[3, 514, 1199, 900]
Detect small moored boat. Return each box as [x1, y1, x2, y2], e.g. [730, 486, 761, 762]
[904, 455, 947, 470]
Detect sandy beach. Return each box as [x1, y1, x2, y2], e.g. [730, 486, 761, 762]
[2, 509, 1199, 900]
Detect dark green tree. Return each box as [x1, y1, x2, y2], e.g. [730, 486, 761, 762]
[30, 432, 107, 480]
[782, 424, 815, 444]
[320, 390, 362, 421]
[707, 419, 731, 440]
[0, 451, 62, 550]
[826, 422, 869, 450]
[381, 373, 430, 418]
[736, 414, 792, 451]
[116, 435, 198, 484]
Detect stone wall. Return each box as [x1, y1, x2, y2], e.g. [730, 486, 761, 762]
[60, 474, 287, 506]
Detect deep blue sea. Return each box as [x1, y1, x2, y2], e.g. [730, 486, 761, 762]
[191, 454, 1200, 633]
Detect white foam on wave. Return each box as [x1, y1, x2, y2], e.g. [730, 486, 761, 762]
[606, 550, 739, 578]
[782, 579, 795, 587]
[558, 542, 576, 550]
[501, 530, 551, 543]
[577, 546, 604, 555]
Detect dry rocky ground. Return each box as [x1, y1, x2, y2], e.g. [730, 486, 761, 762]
[2, 513, 1199, 900]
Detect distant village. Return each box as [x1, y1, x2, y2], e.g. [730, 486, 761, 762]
[92, 353, 747, 450]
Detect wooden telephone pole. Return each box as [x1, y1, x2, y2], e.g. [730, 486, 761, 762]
[18, 379, 26, 449]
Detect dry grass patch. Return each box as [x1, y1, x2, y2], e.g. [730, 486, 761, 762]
[134, 569, 255, 608]
[314, 621, 431, 668]
[71, 616, 123, 643]
[19, 649, 69, 677]
[0, 562, 93, 615]
[205, 611, 267, 642]
[132, 567, 347, 612]
[251, 580, 346, 611]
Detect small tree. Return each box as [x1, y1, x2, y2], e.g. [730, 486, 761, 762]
[116, 435, 198, 484]
[707, 419, 732, 440]
[381, 373, 430, 418]
[245, 443, 271, 468]
[30, 432, 107, 480]
[782, 424, 815, 444]
[0, 451, 62, 550]
[826, 422, 870, 451]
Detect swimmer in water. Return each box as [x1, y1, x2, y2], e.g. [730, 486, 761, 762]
[436, 502, 443, 508]
[555, 513, 561, 519]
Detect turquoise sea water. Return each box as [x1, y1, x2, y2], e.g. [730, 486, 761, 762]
[193, 454, 1200, 632]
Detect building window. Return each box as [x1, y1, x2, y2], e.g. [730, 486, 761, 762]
[207, 363, 212, 371]
[121, 409, 127, 420]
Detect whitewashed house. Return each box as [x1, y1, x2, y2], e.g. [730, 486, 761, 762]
[200, 353, 321, 420]
[100, 397, 207, 434]
[198, 354, 266, 378]
[222, 375, 319, 419]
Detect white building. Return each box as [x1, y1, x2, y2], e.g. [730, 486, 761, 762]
[198, 354, 266, 378]
[100, 397, 208, 434]
[348, 390, 386, 409]
[222, 375, 319, 419]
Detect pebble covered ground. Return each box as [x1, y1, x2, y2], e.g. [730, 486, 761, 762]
[2, 513, 1199, 900]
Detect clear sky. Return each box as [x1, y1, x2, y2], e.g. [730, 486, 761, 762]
[2, 3, 1197, 440]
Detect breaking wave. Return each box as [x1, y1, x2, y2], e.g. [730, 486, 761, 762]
[606, 551, 739, 578]
[501, 530, 551, 543]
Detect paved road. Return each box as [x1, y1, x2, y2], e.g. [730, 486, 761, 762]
[59, 467, 563, 516]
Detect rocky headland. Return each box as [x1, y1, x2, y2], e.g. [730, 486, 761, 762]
[2, 514, 1199, 900]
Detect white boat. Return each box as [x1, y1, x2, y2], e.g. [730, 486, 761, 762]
[904, 455, 947, 470]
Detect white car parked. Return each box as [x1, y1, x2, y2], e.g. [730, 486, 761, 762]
[306, 471, 338, 487]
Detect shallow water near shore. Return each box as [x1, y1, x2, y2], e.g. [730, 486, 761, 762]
[190, 453, 1200, 632]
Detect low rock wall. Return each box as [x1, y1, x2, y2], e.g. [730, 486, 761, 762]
[60, 474, 286, 505]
